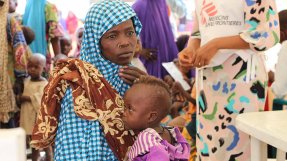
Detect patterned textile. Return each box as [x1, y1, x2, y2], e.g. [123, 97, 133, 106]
[7, 15, 30, 83]
[128, 127, 190, 161]
[0, 0, 16, 123]
[46, 3, 63, 39]
[192, 0, 279, 160]
[197, 55, 268, 161]
[31, 59, 134, 160]
[35, 1, 143, 160]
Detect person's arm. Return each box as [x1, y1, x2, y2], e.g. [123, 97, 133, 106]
[191, 0, 280, 67]
[239, 0, 280, 52]
[191, 35, 249, 67]
[45, 3, 63, 56]
[178, 11, 201, 69]
[17, 95, 31, 103]
[50, 37, 60, 56]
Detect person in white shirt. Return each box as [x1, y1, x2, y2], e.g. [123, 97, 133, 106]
[271, 10, 287, 99]
[178, 0, 280, 160]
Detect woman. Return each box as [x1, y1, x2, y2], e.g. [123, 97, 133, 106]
[179, 0, 279, 160]
[31, 1, 145, 160]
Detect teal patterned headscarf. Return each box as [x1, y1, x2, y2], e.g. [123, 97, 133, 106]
[80, 0, 142, 96]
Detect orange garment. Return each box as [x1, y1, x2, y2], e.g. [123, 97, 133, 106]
[31, 59, 135, 160]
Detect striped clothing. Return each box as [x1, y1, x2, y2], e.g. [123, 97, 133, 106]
[128, 127, 190, 161]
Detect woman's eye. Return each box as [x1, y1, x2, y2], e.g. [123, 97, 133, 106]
[107, 35, 116, 39]
[127, 106, 133, 112]
[127, 31, 135, 36]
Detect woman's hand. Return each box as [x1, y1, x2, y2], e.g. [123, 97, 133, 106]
[178, 38, 200, 70]
[119, 66, 147, 85]
[191, 39, 219, 68]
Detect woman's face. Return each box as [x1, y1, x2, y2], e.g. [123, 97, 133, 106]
[100, 19, 137, 65]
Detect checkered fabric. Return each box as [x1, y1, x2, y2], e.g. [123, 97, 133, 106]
[80, 0, 142, 96]
[54, 0, 142, 160]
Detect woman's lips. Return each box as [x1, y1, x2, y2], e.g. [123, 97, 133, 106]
[118, 52, 133, 58]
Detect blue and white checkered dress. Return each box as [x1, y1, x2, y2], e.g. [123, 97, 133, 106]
[54, 1, 142, 160]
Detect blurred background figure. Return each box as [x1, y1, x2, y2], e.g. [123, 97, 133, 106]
[22, 0, 63, 77]
[132, 0, 179, 79]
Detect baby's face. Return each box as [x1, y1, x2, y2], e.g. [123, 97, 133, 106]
[122, 84, 155, 131]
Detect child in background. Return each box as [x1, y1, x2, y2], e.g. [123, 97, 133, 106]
[123, 75, 190, 161]
[52, 36, 71, 66]
[59, 36, 72, 57]
[74, 27, 84, 58]
[16, 54, 52, 161]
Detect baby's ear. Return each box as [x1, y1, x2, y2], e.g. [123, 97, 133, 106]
[148, 111, 158, 123]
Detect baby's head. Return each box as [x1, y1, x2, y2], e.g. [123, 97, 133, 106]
[60, 36, 72, 56]
[53, 53, 68, 66]
[122, 75, 172, 132]
[27, 53, 46, 80]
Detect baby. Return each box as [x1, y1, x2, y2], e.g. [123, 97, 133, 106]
[122, 75, 190, 161]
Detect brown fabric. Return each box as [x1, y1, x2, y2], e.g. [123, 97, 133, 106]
[0, 0, 17, 123]
[31, 58, 135, 160]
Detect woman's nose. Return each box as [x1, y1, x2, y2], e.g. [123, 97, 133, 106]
[118, 43, 129, 49]
[118, 36, 130, 49]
